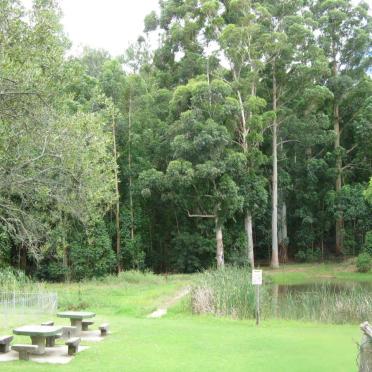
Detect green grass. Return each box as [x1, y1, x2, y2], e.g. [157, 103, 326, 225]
[264, 261, 372, 285]
[2, 317, 360, 372]
[0, 267, 366, 371]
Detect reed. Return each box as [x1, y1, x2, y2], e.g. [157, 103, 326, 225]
[191, 267, 371, 323]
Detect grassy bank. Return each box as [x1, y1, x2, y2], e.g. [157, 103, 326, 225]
[264, 261, 372, 285]
[0, 267, 367, 371]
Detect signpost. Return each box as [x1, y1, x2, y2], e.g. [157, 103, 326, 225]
[252, 269, 262, 326]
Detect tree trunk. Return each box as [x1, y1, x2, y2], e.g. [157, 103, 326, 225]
[331, 40, 343, 255]
[334, 103, 343, 255]
[215, 217, 224, 269]
[63, 243, 70, 282]
[271, 59, 279, 269]
[112, 114, 122, 273]
[245, 213, 254, 268]
[128, 95, 135, 241]
[279, 201, 288, 263]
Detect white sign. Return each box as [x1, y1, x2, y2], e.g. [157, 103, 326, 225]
[252, 270, 262, 285]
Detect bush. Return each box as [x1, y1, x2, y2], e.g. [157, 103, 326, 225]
[70, 221, 116, 280]
[363, 231, 372, 256]
[0, 267, 38, 291]
[356, 252, 371, 273]
[295, 248, 321, 262]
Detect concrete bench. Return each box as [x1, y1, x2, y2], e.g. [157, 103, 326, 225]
[12, 344, 38, 360]
[99, 323, 109, 337]
[82, 320, 94, 331]
[0, 335, 13, 353]
[45, 333, 61, 347]
[41, 321, 57, 346]
[65, 337, 80, 356]
[41, 321, 54, 326]
[61, 326, 78, 340]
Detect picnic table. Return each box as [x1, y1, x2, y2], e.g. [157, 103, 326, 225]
[57, 311, 96, 333]
[13, 325, 62, 355]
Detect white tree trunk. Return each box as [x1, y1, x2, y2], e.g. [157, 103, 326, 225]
[245, 213, 254, 268]
[112, 114, 122, 273]
[128, 94, 135, 241]
[278, 201, 288, 263]
[215, 217, 224, 269]
[271, 59, 279, 269]
[334, 102, 343, 254]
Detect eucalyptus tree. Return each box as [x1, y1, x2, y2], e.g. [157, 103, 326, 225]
[146, 0, 221, 87]
[258, 0, 331, 267]
[153, 77, 243, 268]
[218, 0, 272, 268]
[311, 0, 371, 254]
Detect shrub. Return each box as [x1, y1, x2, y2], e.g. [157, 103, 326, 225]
[0, 227, 11, 267]
[295, 248, 321, 262]
[70, 221, 116, 280]
[363, 231, 372, 256]
[0, 267, 40, 291]
[356, 252, 371, 273]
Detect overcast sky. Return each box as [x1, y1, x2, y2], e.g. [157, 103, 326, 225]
[23, 0, 368, 57]
[24, 0, 160, 56]
[62, 0, 160, 56]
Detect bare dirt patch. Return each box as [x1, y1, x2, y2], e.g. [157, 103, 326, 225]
[147, 286, 190, 319]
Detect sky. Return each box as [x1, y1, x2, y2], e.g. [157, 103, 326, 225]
[24, 0, 160, 56]
[22, 0, 369, 57]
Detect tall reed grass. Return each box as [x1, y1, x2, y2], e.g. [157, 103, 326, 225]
[191, 267, 371, 323]
[191, 266, 261, 319]
[273, 283, 371, 324]
[0, 268, 34, 292]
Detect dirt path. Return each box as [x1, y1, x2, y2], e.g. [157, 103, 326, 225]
[147, 286, 190, 319]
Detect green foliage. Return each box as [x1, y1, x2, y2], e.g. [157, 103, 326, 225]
[0, 268, 33, 291]
[365, 178, 372, 204]
[69, 221, 116, 281]
[171, 232, 215, 272]
[295, 248, 322, 263]
[363, 231, 372, 256]
[1, 0, 371, 278]
[356, 252, 371, 273]
[0, 227, 11, 268]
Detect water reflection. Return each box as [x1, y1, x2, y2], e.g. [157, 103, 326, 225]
[265, 281, 372, 323]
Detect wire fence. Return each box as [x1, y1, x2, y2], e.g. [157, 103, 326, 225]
[0, 292, 58, 330]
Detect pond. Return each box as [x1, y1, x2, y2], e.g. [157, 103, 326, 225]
[267, 281, 372, 323]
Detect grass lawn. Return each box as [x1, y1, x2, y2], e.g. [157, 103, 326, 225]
[1, 268, 365, 372]
[264, 261, 372, 284]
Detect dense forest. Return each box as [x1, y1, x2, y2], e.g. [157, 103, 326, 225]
[0, 0, 371, 280]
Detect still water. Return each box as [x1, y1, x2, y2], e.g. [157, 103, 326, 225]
[267, 281, 372, 323]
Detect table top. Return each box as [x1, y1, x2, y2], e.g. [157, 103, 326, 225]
[13, 325, 62, 337]
[57, 311, 96, 320]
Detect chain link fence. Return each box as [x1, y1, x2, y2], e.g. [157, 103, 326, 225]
[0, 292, 58, 330]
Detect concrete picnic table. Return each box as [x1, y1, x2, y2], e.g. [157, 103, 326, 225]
[57, 311, 96, 333]
[13, 325, 62, 355]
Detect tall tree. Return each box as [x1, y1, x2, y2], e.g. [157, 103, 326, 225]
[312, 0, 371, 254]
[219, 0, 270, 267]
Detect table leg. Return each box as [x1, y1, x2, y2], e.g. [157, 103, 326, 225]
[30, 336, 46, 354]
[70, 319, 82, 333]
